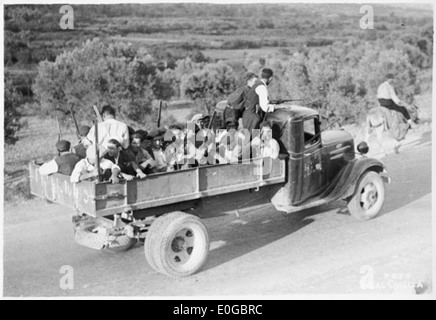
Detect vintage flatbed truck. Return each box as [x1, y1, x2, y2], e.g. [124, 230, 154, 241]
[29, 103, 389, 278]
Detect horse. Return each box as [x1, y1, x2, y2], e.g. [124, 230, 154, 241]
[363, 103, 419, 155]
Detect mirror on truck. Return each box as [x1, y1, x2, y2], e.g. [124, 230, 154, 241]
[357, 141, 369, 155]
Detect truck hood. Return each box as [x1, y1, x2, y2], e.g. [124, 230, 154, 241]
[321, 130, 353, 146]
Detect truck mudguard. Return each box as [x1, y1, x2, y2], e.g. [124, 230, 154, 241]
[320, 157, 386, 202]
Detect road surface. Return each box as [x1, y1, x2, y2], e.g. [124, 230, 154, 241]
[3, 132, 432, 297]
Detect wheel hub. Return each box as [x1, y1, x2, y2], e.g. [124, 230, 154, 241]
[169, 228, 194, 265]
[361, 183, 378, 210]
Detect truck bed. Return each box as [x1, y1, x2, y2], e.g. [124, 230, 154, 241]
[29, 159, 286, 218]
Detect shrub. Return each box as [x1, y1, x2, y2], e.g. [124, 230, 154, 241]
[4, 75, 26, 145]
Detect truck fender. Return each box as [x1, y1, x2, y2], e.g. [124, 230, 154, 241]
[322, 157, 386, 202]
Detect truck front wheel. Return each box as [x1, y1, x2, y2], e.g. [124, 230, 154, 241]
[144, 212, 210, 278]
[347, 171, 386, 221]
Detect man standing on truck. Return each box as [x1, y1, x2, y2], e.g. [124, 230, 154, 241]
[242, 68, 276, 133]
[377, 73, 413, 128]
[87, 105, 130, 150]
[225, 72, 258, 124]
[39, 140, 81, 176]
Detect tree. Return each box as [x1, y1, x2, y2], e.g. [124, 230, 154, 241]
[33, 38, 173, 126]
[181, 61, 237, 114]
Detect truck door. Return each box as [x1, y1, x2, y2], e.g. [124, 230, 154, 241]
[300, 116, 322, 202]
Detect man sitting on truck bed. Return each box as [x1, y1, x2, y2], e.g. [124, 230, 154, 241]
[70, 147, 121, 184]
[39, 140, 81, 176]
[129, 133, 157, 175]
[104, 138, 147, 180]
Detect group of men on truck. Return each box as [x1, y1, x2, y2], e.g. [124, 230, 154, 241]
[38, 67, 412, 184]
[38, 68, 280, 184]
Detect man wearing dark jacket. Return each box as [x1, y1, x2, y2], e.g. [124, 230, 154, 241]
[39, 140, 80, 176]
[242, 68, 275, 132]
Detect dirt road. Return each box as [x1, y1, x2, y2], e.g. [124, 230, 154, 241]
[3, 132, 432, 297]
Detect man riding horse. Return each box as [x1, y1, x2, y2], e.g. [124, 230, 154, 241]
[377, 73, 414, 129]
[364, 74, 418, 154]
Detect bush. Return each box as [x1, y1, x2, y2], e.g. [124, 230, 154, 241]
[33, 38, 178, 126]
[4, 75, 26, 145]
[181, 61, 237, 114]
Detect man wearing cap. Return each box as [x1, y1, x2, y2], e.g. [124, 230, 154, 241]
[377, 74, 413, 127]
[148, 128, 169, 173]
[39, 140, 81, 176]
[242, 68, 275, 132]
[70, 146, 121, 184]
[225, 72, 258, 124]
[73, 125, 91, 159]
[87, 105, 130, 150]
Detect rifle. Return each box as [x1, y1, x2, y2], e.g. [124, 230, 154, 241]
[92, 105, 103, 123]
[69, 105, 81, 139]
[94, 119, 101, 183]
[56, 106, 81, 139]
[55, 113, 62, 142]
[270, 99, 305, 105]
[208, 110, 217, 130]
[157, 100, 163, 128]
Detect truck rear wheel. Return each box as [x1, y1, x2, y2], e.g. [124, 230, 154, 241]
[144, 212, 210, 278]
[347, 171, 386, 221]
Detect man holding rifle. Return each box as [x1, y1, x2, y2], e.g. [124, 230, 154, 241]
[87, 105, 130, 150]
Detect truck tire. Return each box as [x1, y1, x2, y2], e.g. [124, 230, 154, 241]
[144, 212, 210, 278]
[144, 214, 171, 272]
[347, 171, 386, 221]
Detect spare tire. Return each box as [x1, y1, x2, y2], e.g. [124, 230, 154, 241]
[74, 217, 136, 253]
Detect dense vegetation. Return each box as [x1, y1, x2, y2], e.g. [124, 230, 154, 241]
[4, 3, 433, 142]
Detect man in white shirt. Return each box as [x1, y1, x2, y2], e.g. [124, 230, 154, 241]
[251, 121, 280, 176]
[87, 105, 130, 150]
[377, 74, 413, 127]
[70, 146, 121, 184]
[242, 68, 275, 133]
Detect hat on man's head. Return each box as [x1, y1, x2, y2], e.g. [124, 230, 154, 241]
[135, 129, 148, 140]
[226, 119, 239, 126]
[149, 128, 164, 140]
[242, 72, 257, 82]
[261, 68, 274, 79]
[78, 125, 91, 137]
[191, 114, 204, 123]
[56, 140, 71, 152]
